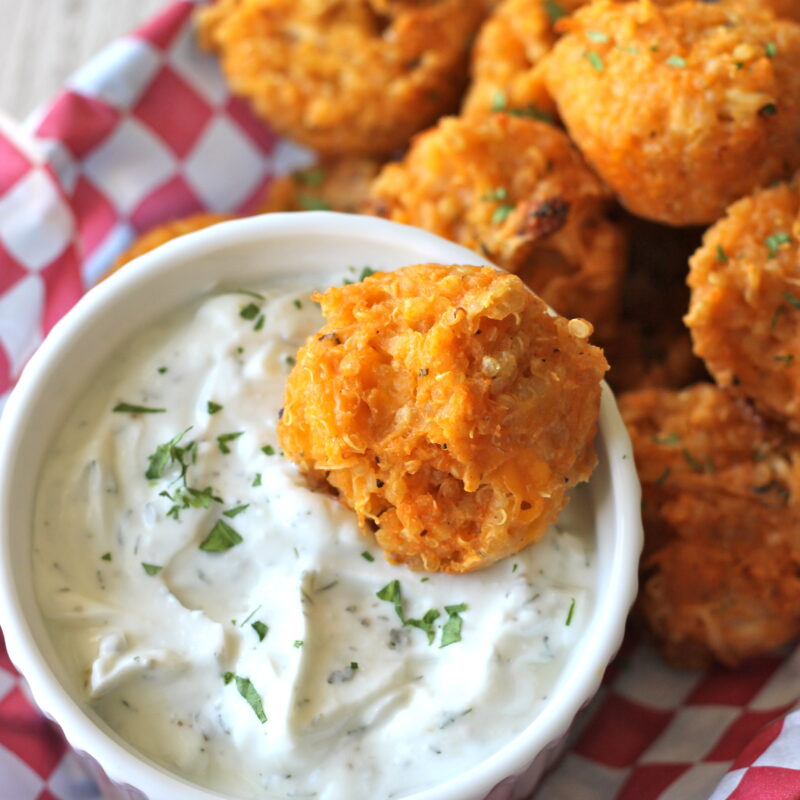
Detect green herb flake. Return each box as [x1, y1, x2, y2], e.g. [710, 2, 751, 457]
[759, 103, 778, 117]
[565, 597, 576, 626]
[157, 366, 168, 374]
[774, 354, 795, 367]
[285, 355, 296, 367]
[262, 444, 276, 456]
[715, 244, 729, 264]
[240, 302, 260, 321]
[587, 30, 609, 43]
[254, 314, 265, 332]
[252, 621, 269, 642]
[512, 562, 518, 573]
[584, 50, 605, 72]
[145, 427, 192, 481]
[252, 472, 262, 487]
[294, 639, 304, 648]
[113, 402, 166, 414]
[766, 41, 777, 58]
[217, 431, 244, 454]
[666, 55, 686, 68]
[298, 193, 332, 211]
[101, 552, 112, 562]
[543, 0, 566, 22]
[440, 604, 468, 648]
[207, 401, 223, 415]
[350, 661, 359, 670]
[781, 292, 800, 310]
[293, 299, 302, 310]
[767, 231, 792, 258]
[361, 551, 375, 562]
[223, 504, 249, 519]
[652, 432, 680, 446]
[772, 305, 787, 330]
[682, 448, 706, 473]
[491, 203, 515, 225]
[655, 467, 671, 487]
[199, 519, 243, 553]
[294, 166, 325, 187]
[359, 267, 376, 281]
[141, 563, 162, 576]
[376, 579, 406, 624]
[481, 186, 508, 202]
[223, 674, 267, 724]
[406, 608, 441, 645]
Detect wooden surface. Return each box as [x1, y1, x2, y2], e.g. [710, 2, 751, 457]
[0, 0, 167, 121]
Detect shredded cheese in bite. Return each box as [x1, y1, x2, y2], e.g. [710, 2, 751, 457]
[278, 263, 607, 573]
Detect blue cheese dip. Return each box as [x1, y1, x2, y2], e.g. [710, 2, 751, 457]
[33, 275, 595, 800]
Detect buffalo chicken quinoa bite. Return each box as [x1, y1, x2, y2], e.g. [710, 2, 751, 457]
[197, 0, 486, 157]
[541, 0, 800, 226]
[686, 174, 800, 432]
[620, 383, 800, 668]
[367, 113, 627, 341]
[278, 264, 608, 574]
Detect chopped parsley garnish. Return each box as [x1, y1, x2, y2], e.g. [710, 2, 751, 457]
[377, 580, 406, 624]
[240, 302, 260, 321]
[207, 401, 223, 415]
[512, 562, 518, 573]
[141, 563, 162, 576]
[543, 0, 566, 22]
[252, 472, 262, 487]
[285, 355, 296, 367]
[440, 604, 468, 648]
[223, 504, 249, 518]
[655, 467, 671, 487]
[252, 621, 269, 641]
[101, 552, 112, 562]
[772, 305, 787, 330]
[767, 231, 792, 258]
[359, 267, 376, 281]
[254, 314, 265, 332]
[113, 402, 166, 414]
[766, 42, 777, 58]
[774, 354, 795, 367]
[293, 299, 303, 310]
[298, 193, 332, 211]
[587, 30, 609, 43]
[157, 366, 168, 374]
[199, 519, 243, 553]
[584, 51, 604, 72]
[652, 432, 680, 446]
[217, 431, 244, 454]
[781, 292, 800, 310]
[715, 244, 729, 264]
[666, 55, 686, 68]
[682, 448, 710, 473]
[294, 166, 325, 187]
[565, 597, 576, 626]
[482, 186, 507, 203]
[491, 204, 515, 225]
[262, 445, 276, 456]
[294, 640, 304, 648]
[759, 103, 778, 117]
[361, 551, 375, 562]
[406, 608, 441, 645]
[145, 427, 193, 481]
[223, 673, 267, 723]
[161, 485, 223, 521]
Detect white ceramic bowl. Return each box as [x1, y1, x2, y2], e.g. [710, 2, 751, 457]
[0, 212, 642, 800]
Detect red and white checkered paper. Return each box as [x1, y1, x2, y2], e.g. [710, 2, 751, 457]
[0, 3, 798, 799]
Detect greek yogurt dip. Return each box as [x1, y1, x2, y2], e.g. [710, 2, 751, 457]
[33, 273, 595, 800]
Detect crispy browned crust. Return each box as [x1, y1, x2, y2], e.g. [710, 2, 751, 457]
[108, 213, 233, 276]
[620, 383, 800, 667]
[197, 0, 486, 156]
[278, 264, 607, 573]
[258, 158, 383, 214]
[542, 0, 800, 226]
[367, 113, 627, 339]
[686, 174, 800, 432]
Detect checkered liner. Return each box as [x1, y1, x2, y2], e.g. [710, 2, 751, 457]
[0, 2, 798, 799]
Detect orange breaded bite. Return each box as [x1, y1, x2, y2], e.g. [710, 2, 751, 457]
[620, 383, 800, 666]
[542, 0, 800, 225]
[278, 264, 608, 573]
[108, 213, 232, 276]
[198, 0, 485, 157]
[367, 114, 626, 340]
[462, 0, 587, 118]
[258, 158, 383, 215]
[686, 175, 800, 432]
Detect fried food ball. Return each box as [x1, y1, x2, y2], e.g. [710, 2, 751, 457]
[258, 158, 383, 214]
[278, 263, 608, 573]
[686, 175, 800, 432]
[367, 113, 626, 340]
[108, 213, 232, 276]
[541, 0, 800, 226]
[197, 0, 486, 157]
[462, 0, 587, 118]
[620, 383, 800, 667]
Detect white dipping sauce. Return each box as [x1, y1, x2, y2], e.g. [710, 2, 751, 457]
[33, 275, 595, 800]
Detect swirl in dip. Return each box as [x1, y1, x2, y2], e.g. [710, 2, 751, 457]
[32, 271, 595, 799]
